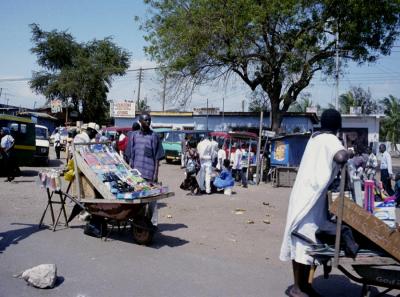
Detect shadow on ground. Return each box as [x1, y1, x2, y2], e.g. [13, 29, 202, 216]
[0, 223, 44, 254]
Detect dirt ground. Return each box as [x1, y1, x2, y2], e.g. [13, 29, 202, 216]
[0, 150, 399, 297]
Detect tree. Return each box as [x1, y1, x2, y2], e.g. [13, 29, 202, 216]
[288, 93, 320, 112]
[338, 86, 378, 114]
[141, 0, 400, 132]
[248, 87, 270, 112]
[29, 24, 130, 123]
[137, 98, 151, 112]
[380, 95, 400, 150]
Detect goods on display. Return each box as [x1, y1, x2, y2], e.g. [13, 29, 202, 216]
[38, 169, 63, 191]
[77, 143, 168, 200]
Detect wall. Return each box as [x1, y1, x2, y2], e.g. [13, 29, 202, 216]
[115, 114, 315, 133]
[341, 115, 382, 144]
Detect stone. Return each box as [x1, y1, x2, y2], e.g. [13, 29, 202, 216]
[20, 264, 57, 289]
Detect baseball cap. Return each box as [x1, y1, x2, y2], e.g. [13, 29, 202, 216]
[87, 122, 100, 133]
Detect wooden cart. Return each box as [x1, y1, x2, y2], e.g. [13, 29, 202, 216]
[40, 142, 174, 245]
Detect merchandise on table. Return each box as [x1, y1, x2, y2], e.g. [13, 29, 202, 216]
[80, 143, 167, 200]
[38, 169, 63, 191]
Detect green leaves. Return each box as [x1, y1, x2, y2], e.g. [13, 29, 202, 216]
[141, 0, 400, 131]
[29, 24, 130, 123]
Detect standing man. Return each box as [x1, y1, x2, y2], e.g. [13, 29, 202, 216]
[125, 113, 165, 226]
[1, 127, 16, 182]
[379, 144, 393, 195]
[53, 128, 61, 160]
[196, 135, 213, 194]
[365, 146, 378, 180]
[280, 109, 348, 297]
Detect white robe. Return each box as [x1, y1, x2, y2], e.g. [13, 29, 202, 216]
[279, 133, 344, 265]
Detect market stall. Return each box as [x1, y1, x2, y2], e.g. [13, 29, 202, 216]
[38, 141, 174, 245]
[306, 169, 400, 296]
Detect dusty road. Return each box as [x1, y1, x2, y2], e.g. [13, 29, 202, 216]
[0, 150, 398, 297]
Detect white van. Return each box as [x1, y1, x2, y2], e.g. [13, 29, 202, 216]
[34, 124, 50, 165]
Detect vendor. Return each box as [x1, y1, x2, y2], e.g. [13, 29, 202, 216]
[68, 122, 104, 237]
[124, 113, 165, 226]
[279, 109, 348, 297]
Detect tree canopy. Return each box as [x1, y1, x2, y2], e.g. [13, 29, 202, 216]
[380, 95, 400, 147]
[29, 24, 130, 123]
[338, 86, 378, 114]
[141, 0, 400, 131]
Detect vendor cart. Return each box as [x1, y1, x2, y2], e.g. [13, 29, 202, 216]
[39, 141, 174, 245]
[305, 168, 400, 296]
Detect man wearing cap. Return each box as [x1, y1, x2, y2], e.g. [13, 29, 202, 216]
[280, 109, 348, 297]
[1, 127, 16, 182]
[73, 122, 100, 144]
[125, 113, 165, 226]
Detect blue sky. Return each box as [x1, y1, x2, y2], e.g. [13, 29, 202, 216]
[1, 0, 400, 112]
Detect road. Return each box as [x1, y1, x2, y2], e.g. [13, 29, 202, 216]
[0, 150, 398, 297]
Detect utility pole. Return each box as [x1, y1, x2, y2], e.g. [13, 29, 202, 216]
[222, 96, 225, 131]
[255, 111, 264, 185]
[242, 100, 245, 112]
[136, 68, 143, 109]
[206, 98, 209, 131]
[162, 72, 167, 112]
[335, 23, 340, 110]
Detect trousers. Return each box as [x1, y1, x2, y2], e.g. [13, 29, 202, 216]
[197, 160, 212, 193]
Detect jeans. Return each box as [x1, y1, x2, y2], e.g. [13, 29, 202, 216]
[197, 160, 212, 193]
[240, 167, 248, 187]
[381, 169, 394, 196]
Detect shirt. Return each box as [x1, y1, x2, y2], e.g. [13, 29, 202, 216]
[73, 132, 91, 144]
[216, 149, 227, 170]
[124, 130, 165, 181]
[1, 134, 14, 150]
[380, 151, 393, 175]
[197, 139, 213, 161]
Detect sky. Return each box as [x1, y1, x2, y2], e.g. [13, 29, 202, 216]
[1, 0, 400, 112]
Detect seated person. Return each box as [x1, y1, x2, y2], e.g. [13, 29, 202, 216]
[213, 159, 234, 193]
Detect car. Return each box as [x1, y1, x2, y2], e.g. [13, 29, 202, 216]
[34, 124, 50, 165]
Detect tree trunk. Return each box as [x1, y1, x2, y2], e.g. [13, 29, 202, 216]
[270, 102, 283, 133]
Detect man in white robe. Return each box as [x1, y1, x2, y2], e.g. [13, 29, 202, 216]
[280, 109, 348, 297]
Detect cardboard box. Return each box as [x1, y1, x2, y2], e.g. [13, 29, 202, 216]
[330, 196, 400, 262]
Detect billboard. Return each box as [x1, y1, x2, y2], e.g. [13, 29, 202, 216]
[50, 99, 63, 113]
[111, 101, 136, 118]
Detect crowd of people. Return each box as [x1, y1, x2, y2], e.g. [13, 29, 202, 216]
[179, 134, 254, 196]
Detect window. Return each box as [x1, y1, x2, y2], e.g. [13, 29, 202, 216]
[20, 124, 27, 133]
[9, 123, 18, 132]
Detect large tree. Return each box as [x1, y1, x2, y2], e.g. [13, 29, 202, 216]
[29, 24, 130, 123]
[141, 0, 400, 131]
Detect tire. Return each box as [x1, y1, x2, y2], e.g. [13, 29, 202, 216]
[166, 158, 173, 164]
[131, 217, 155, 246]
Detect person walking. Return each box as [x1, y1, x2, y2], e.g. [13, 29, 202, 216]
[240, 144, 249, 188]
[1, 127, 16, 182]
[53, 128, 61, 159]
[379, 143, 393, 195]
[196, 135, 213, 194]
[365, 146, 378, 180]
[216, 143, 227, 171]
[231, 143, 242, 182]
[280, 109, 348, 297]
[125, 113, 165, 226]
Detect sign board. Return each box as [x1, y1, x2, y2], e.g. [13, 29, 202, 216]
[193, 107, 219, 115]
[50, 99, 63, 113]
[306, 107, 318, 113]
[350, 106, 362, 115]
[111, 101, 136, 118]
[330, 196, 400, 262]
[262, 130, 276, 138]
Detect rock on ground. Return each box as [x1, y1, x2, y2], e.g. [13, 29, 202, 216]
[20, 264, 57, 289]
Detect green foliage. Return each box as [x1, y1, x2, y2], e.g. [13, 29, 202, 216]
[137, 98, 150, 112]
[338, 86, 378, 114]
[141, 0, 400, 131]
[380, 95, 400, 146]
[29, 24, 130, 123]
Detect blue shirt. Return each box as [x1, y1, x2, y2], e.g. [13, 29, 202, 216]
[124, 130, 165, 181]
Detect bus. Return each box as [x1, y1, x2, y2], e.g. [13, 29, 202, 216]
[0, 114, 36, 167]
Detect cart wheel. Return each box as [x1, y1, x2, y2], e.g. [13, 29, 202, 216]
[131, 218, 155, 246]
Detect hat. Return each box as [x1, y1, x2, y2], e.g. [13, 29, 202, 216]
[87, 122, 100, 133]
